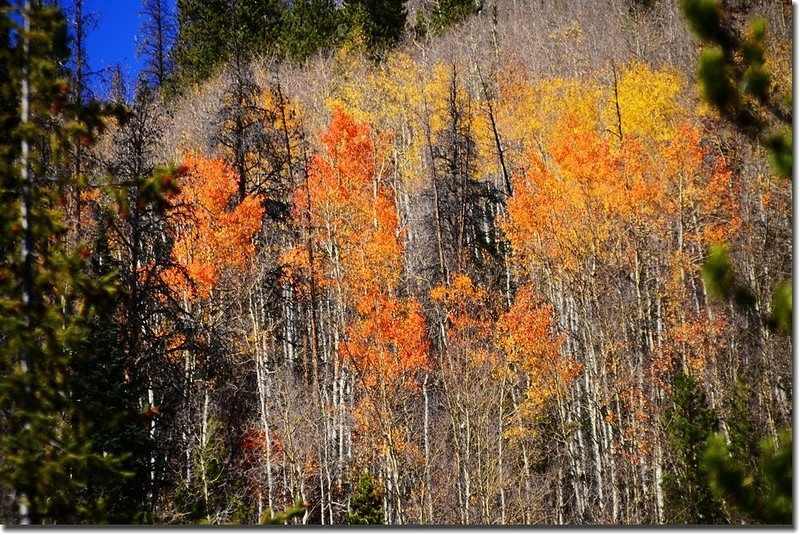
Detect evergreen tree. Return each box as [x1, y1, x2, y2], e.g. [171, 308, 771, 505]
[680, 0, 791, 180]
[342, 0, 406, 50]
[170, 0, 233, 88]
[430, 0, 480, 34]
[700, 376, 791, 525]
[702, 430, 792, 525]
[0, 1, 20, 520]
[170, 0, 284, 90]
[278, 0, 341, 61]
[173, 415, 252, 524]
[662, 372, 726, 524]
[684, 0, 792, 339]
[71, 219, 153, 523]
[414, 0, 480, 39]
[0, 0, 18, 229]
[137, 0, 177, 89]
[0, 2, 179, 523]
[347, 471, 384, 525]
[0, 1, 125, 523]
[725, 374, 760, 472]
[261, 500, 307, 525]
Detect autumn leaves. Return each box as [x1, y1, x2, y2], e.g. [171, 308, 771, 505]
[295, 108, 429, 387]
[165, 59, 735, 438]
[163, 155, 264, 300]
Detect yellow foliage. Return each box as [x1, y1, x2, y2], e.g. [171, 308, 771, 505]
[425, 62, 468, 136]
[497, 66, 604, 158]
[430, 273, 487, 306]
[766, 38, 792, 103]
[602, 61, 685, 142]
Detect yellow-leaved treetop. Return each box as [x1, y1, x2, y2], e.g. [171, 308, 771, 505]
[603, 62, 685, 142]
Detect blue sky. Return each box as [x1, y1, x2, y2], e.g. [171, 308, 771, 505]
[63, 0, 176, 97]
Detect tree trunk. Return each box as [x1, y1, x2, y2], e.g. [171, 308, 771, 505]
[18, 4, 36, 523]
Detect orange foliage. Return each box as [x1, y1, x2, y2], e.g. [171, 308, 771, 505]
[502, 115, 739, 276]
[430, 274, 501, 382]
[292, 107, 402, 295]
[669, 314, 728, 375]
[164, 154, 264, 299]
[619, 383, 655, 456]
[287, 107, 429, 386]
[496, 286, 578, 410]
[661, 122, 740, 244]
[430, 273, 492, 343]
[343, 291, 429, 387]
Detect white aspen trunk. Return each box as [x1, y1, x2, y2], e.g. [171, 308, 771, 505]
[478, 428, 490, 524]
[346, 375, 354, 466]
[585, 342, 605, 515]
[462, 425, 471, 525]
[557, 465, 564, 524]
[392, 449, 405, 524]
[606, 419, 619, 523]
[582, 282, 605, 517]
[301, 481, 310, 525]
[565, 296, 587, 521]
[283, 285, 295, 364]
[184, 350, 192, 486]
[259, 366, 275, 513]
[516, 395, 533, 523]
[181, 295, 194, 487]
[251, 291, 275, 513]
[573, 393, 588, 519]
[443, 379, 467, 524]
[423, 374, 434, 523]
[520, 442, 533, 523]
[327, 424, 335, 525]
[337, 366, 346, 494]
[498, 384, 506, 524]
[382, 463, 390, 524]
[654, 437, 664, 523]
[200, 390, 210, 523]
[379, 376, 404, 526]
[148, 382, 157, 501]
[319, 448, 326, 526]
[17, 3, 33, 524]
